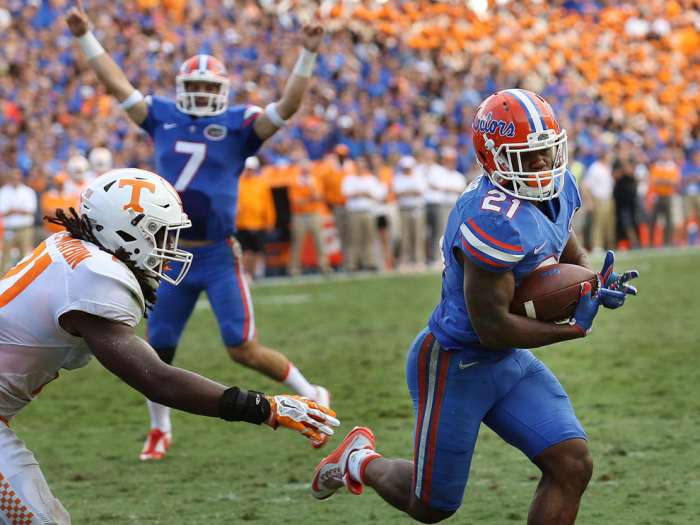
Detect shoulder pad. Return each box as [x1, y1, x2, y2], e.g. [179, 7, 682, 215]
[564, 169, 582, 208]
[228, 105, 262, 128]
[457, 198, 524, 272]
[145, 95, 178, 122]
[81, 250, 146, 315]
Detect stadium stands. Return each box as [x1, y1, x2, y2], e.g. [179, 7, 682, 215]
[1, 0, 698, 272]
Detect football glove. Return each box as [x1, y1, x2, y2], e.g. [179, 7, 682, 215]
[266, 395, 339, 445]
[570, 281, 625, 335]
[598, 250, 639, 309]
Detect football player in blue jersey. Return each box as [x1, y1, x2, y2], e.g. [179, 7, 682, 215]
[311, 89, 639, 524]
[66, 1, 331, 459]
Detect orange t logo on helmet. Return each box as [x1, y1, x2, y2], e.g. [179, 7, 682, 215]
[119, 179, 156, 213]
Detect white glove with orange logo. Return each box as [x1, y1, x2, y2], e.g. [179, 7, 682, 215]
[266, 395, 339, 446]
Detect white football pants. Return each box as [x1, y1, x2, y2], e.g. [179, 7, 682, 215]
[0, 423, 70, 524]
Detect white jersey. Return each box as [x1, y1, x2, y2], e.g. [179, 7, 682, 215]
[0, 233, 145, 419]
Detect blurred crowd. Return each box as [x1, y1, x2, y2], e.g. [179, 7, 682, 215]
[1, 0, 699, 275]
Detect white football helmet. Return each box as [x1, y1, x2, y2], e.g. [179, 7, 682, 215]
[79, 168, 192, 285]
[88, 147, 113, 175]
[67, 155, 90, 180]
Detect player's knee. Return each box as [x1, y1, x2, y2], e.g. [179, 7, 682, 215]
[412, 512, 455, 524]
[148, 325, 180, 354]
[227, 339, 258, 365]
[567, 449, 593, 492]
[540, 440, 593, 494]
[48, 499, 71, 525]
[407, 498, 456, 524]
[152, 346, 176, 365]
[9, 472, 71, 525]
[561, 445, 592, 492]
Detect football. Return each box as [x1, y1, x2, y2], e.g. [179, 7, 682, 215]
[510, 263, 598, 322]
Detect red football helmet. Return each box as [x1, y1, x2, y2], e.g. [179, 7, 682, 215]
[176, 55, 230, 117]
[472, 89, 568, 201]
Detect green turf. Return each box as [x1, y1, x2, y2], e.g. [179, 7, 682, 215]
[13, 250, 700, 523]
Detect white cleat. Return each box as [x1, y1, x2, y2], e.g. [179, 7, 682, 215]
[310, 426, 376, 499]
[139, 428, 171, 461]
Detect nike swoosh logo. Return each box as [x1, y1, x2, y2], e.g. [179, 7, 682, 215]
[533, 241, 547, 255]
[163, 123, 177, 130]
[458, 360, 478, 370]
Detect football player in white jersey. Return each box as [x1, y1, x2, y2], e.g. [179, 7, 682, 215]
[0, 168, 338, 524]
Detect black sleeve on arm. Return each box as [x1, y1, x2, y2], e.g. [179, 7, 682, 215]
[219, 387, 271, 424]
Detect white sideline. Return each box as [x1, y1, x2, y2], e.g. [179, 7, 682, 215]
[192, 246, 700, 311]
[253, 245, 700, 288]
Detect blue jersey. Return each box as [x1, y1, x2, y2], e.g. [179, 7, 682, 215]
[140, 96, 263, 240]
[428, 171, 582, 350]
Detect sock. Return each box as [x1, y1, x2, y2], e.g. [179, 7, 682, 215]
[281, 363, 317, 399]
[147, 400, 172, 433]
[347, 448, 381, 485]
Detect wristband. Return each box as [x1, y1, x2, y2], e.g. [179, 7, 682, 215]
[77, 31, 106, 60]
[219, 387, 271, 424]
[265, 102, 287, 128]
[292, 48, 317, 78]
[119, 90, 144, 110]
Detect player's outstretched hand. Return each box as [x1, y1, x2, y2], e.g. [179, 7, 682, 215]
[266, 395, 339, 445]
[301, 24, 324, 53]
[598, 250, 639, 309]
[65, 0, 89, 37]
[570, 281, 625, 336]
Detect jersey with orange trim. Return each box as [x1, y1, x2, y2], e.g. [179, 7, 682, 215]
[428, 170, 581, 349]
[0, 233, 145, 419]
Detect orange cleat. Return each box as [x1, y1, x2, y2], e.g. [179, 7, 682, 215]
[139, 428, 171, 461]
[310, 426, 376, 499]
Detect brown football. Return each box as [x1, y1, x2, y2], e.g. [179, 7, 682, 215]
[510, 263, 598, 322]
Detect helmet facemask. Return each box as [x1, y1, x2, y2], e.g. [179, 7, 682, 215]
[176, 78, 229, 117]
[486, 129, 568, 201]
[139, 216, 193, 286]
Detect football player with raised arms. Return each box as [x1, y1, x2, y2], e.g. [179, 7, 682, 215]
[65, 1, 331, 459]
[0, 168, 339, 524]
[311, 90, 639, 524]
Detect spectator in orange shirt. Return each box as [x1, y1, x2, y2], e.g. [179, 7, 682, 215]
[40, 173, 79, 235]
[649, 148, 682, 246]
[288, 160, 329, 277]
[236, 157, 276, 280]
[322, 144, 351, 258]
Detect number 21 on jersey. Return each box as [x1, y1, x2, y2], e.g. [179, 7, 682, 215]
[481, 189, 520, 219]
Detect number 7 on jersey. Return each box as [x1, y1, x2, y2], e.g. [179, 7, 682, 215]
[174, 141, 207, 191]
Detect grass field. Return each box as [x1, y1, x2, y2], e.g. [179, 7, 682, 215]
[13, 249, 700, 524]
